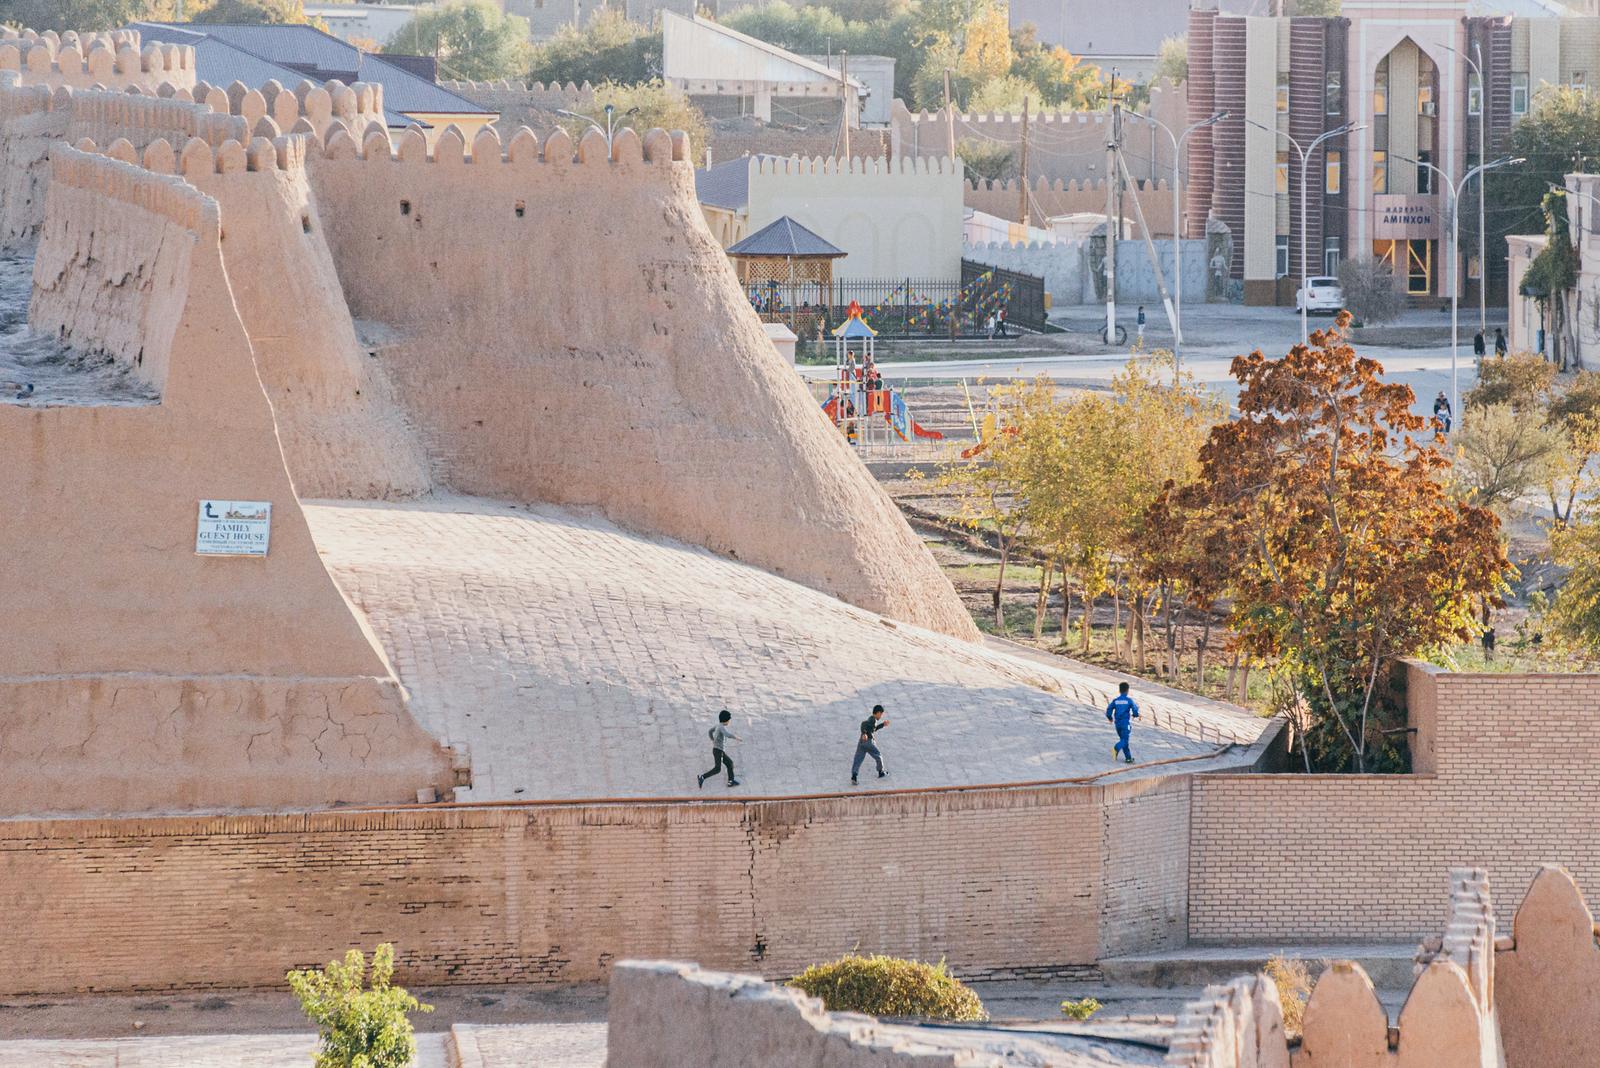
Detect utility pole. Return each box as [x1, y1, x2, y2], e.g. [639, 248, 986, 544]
[839, 50, 851, 160]
[943, 68, 956, 160]
[1105, 76, 1120, 345]
[1018, 96, 1031, 228]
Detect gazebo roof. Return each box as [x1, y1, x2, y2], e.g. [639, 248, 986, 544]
[727, 217, 845, 259]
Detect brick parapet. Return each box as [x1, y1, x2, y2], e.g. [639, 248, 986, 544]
[0, 779, 1194, 994]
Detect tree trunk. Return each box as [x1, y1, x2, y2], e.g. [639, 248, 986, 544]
[1237, 660, 1253, 705]
[992, 537, 1011, 633]
[1195, 617, 1212, 695]
[1059, 570, 1072, 648]
[1224, 650, 1239, 704]
[1081, 588, 1093, 655]
[1171, 585, 1184, 684]
[1111, 580, 1122, 662]
[1033, 562, 1053, 643]
[1133, 589, 1147, 672]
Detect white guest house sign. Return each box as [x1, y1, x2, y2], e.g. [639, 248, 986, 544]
[196, 500, 272, 557]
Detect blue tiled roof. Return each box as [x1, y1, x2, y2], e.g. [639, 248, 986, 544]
[128, 21, 492, 126]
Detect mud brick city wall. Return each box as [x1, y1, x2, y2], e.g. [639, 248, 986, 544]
[1189, 665, 1600, 943]
[0, 781, 1189, 995]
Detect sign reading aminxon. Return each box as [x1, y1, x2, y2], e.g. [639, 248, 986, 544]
[1373, 194, 1441, 240]
[196, 500, 272, 557]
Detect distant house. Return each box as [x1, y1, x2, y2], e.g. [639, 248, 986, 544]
[1006, 0, 1187, 82]
[303, 4, 430, 50]
[663, 13, 866, 128]
[128, 21, 497, 143]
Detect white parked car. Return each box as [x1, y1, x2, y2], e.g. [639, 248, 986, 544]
[1295, 276, 1344, 314]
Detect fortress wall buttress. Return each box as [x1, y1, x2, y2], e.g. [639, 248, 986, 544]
[305, 123, 978, 639]
[177, 132, 432, 499]
[0, 145, 453, 815]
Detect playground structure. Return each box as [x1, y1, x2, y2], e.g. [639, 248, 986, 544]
[819, 301, 946, 448]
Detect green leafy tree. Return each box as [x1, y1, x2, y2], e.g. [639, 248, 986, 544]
[1522, 189, 1580, 369]
[287, 943, 432, 1068]
[1153, 34, 1186, 86]
[1453, 401, 1566, 517]
[0, 0, 178, 31]
[1008, 24, 1103, 110]
[526, 10, 660, 86]
[1291, 0, 1340, 14]
[556, 79, 708, 161]
[390, 0, 529, 82]
[1479, 86, 1600, 306]
[192, 0, 308, 24]
[719, 3, 923, 102]
[1465, 352, 1557, 411]
[957, 137, 1012, 181]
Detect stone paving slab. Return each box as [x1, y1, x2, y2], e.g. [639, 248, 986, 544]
[305, 497, 1268, 801]
[452, 1022, 607, 1068]
[0, 1032, 448, 1067]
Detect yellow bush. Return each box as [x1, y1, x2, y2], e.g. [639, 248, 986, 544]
[789, 954, 987, 1022]
[1264, 955, 1314, 1039]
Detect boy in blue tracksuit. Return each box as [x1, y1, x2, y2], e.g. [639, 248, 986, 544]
[1106, 682, 1140, 764]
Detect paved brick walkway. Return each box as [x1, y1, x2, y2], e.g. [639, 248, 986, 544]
[305, 497, 1267, 801]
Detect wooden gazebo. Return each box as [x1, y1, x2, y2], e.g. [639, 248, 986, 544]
[727, 216, 845, 335]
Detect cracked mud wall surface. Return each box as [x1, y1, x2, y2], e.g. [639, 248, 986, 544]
[0, 148, 450, 814]
[184, 165, 431, 499]
[306, 148, 978, 639]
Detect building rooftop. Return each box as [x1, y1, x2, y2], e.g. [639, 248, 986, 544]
[727, 215, 845, 258]
[128, 21, 492, 127]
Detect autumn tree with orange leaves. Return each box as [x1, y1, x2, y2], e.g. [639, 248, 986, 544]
[1143, 316, 1508, 771]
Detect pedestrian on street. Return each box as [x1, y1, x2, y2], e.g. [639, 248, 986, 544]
[1106, 682, 1140, 764]
[1495, 327, 1508, 356]
[851, 704, 890, 785]
[1136, 305, 1146, 345]
[1473, 330, 1486, 361]
[1433, 391, 1453, 434]
[984, 312, 996, 340]
[697, 709, 740, 788]
[996, 307, 1009, 339]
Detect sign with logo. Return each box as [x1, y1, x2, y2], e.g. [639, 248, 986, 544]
[196, 500, 271, 557]
[1374, 194, 1441, 240]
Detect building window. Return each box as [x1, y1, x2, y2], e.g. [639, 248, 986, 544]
[1373, 149, 1388, 194]
[1325, 149, 1342, 194]
[1276, 150, 1289, 194]
[1326, 68, 1343, 115]
[1417, 150, 1432, 194]
[1468, 71, 1482, 115]
[1418, 82, 1435, 116]
[1277, 71, 1290, 113]
[1467, 253, 1482, 280]
[1374, 61, 1389, 115]
[1575, 71, 1588, 93]
[1512, 72, 1530, 115]
[1324, 237, 1342, 276]
[1276, 236, 1290, 278]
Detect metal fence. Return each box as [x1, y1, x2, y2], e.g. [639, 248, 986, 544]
[746, 268, 1047, 339]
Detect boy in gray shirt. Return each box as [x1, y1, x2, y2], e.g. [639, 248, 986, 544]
[698, 710, 741, 788]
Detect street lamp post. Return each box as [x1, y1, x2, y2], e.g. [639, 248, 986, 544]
[1400, 153, 1524, 419]
[1441, 41, 1489, 337]
[555, 104, 636, 151]
[1126, 108, 1228, 376]
[1247, 120, 1365, 345]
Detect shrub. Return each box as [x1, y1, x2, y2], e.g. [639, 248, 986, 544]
[1264, 955, 1314, 1039]
[288, 943, 433, 1068]
[1059, 996, 1101, 1020]
[789, 953, 987, 1021]
[1335, 257, 1404, 326]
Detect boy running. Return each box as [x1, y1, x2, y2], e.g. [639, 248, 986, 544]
[1106, 683, 1140, 764]
[697, 710, 740, 788]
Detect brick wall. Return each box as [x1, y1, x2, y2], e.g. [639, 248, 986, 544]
[0, 780, 1195, 995]
[1189, 664, 1600, 943]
